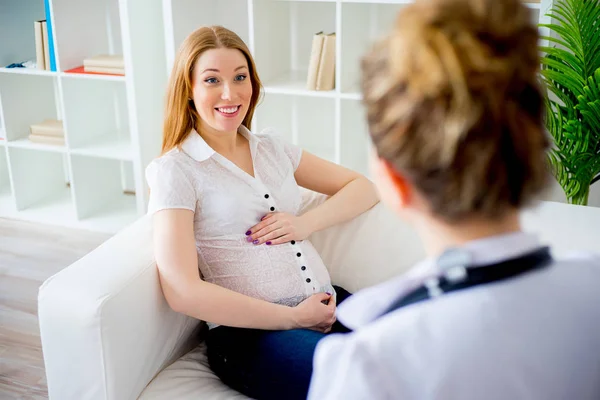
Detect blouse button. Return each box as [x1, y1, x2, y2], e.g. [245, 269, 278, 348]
[291, 240, 296, 245]
[301, 266, 306, 271]
[306, 278, 311, 283]
[270, 207, 275, 211]
[264, 194, 270, 199]
[296, 252, 302, 257]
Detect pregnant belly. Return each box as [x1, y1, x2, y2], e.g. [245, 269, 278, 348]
[198, 238, 332, 304]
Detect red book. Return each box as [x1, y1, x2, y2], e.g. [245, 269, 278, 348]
[64, 65, 124, 76]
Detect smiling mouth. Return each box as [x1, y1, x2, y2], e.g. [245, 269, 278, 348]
[215, 105, 241, 115]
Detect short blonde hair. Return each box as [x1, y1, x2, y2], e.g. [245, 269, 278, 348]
[361, 0, 550, 222]
[162, 26, 263, 154]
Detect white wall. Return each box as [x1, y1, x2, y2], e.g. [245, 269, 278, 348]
[544, 178, 600, 208]
[0, 0, 46, 67]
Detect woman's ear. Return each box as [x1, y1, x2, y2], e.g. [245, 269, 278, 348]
[371, 156, 412, 213]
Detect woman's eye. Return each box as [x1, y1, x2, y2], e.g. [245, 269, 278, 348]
[235, 74, 247, 81]
[205, 77, 218, 84]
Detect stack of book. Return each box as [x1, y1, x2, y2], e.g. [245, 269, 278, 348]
[306, 32, 336, 91]
[34, 20, 51, 70]
[29, 119, 64, 146]
[83, 55, 125, 75]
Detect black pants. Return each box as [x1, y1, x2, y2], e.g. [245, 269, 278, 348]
[206, 286, 352, 400]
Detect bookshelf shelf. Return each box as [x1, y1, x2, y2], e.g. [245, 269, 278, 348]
[7, 138, 67, 154]
[263, 70, 337, 98]
[69, 136, 133, 161]
[339, 92, 362, 100]
[12, 187, 76, 226]
[0, 68, 59, 77]
[61, 70, 126, 82]
[70, 156, 135, 221]
[75, 193, 138, 233]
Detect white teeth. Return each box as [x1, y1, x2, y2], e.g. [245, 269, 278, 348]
[218, 106, 239, 114]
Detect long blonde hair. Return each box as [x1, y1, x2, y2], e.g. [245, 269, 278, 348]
[162, 26, 263, 154]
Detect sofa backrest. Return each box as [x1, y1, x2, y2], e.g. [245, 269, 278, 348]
[302, 191, 600, 293]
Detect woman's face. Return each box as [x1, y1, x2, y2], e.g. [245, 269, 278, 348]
[191, 48, 252, 135]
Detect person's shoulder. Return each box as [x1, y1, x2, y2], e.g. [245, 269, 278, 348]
[147, 147, 186, 167]
[551, 251, 600, 281]
[552, 250, 600, 270]
[145, 148, 196, 186]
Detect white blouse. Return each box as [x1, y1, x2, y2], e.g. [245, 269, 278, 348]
[145, 126, 334, 327]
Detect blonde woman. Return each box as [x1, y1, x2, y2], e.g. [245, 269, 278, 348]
[145, 26, 378, 399]
[308, 0, 600, 398]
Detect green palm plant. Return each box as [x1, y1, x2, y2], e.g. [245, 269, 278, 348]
[539, 0, 600, 205]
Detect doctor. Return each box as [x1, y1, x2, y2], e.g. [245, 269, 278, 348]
[308, 0, 600, 398]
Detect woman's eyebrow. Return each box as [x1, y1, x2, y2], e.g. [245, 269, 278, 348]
[201, 65, 247, 73]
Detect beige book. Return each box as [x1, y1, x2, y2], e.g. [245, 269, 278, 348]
[30, 119, 64, 137]
[29, 134, 65, 146]
[42, 21, 50, 71]
[34, 20, 45, 70]
[315, 33, 336, 91]
[83, 65, 125, 75]
[306, 32, 325, 90]
[83, 54, 125, 69]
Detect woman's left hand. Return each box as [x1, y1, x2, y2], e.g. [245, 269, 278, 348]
[246, 212, 312, 245]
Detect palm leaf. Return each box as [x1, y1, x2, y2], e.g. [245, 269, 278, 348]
[540, 0, 600, 205]
[540, 46, 583, 75]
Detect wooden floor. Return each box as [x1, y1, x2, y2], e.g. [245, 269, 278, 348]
[0, 218, 110, 400]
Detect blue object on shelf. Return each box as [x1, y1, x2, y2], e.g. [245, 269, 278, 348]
[5, 63, 26, 68]
[44, 0, 57, 71]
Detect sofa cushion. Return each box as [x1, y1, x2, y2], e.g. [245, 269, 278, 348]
[139, 342, 250, 400]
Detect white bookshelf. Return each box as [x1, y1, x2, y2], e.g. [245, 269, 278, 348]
[162, 0, 549, 176]
[0, 0, 563, 233]
[0, 0, 167, 233]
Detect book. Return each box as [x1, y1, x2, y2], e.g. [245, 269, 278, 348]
[83, 65, 125, 75]
[44, 0, 56, 71]
[65, 66, 125, 76]
[34, 20, 46, 70]
[29, 133, 65, 146]
[306, 32, 325, 90]
[30, 119, 64, 137]
[315, 33, 336, 91]
[42, 21, 50, 71]
[83, 55, 124, 69]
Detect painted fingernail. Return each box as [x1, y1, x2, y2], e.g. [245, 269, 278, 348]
[245, 230, 251, 236]
[266, 241, 272, 245]
[253, 239, 259, 244]
[326, 292, 332, 296]
[246, 237, 253, 242]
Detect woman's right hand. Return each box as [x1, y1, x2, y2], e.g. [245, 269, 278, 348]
[292, 292, 337, 333]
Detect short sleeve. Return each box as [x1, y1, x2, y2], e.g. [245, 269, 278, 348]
[260, 128, 303, 171]
[145, 157, 197, 215]
[281, 136, 303, 171]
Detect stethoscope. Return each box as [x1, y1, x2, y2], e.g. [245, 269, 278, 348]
[379, 246, 553, 317]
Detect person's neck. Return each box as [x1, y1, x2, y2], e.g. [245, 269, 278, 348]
[197, 123, 240, 156]
[414, 210, 521, 258]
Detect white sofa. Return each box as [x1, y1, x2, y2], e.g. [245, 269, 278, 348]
[38, 191, 600, 400]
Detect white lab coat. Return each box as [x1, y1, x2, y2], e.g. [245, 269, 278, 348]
[308, 232, 600, 400]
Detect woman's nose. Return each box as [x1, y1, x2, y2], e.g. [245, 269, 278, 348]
[221, 83, 232, 100]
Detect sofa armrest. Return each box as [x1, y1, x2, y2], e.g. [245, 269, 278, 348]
[38, 215, 203, 400]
